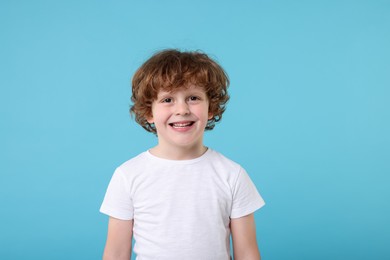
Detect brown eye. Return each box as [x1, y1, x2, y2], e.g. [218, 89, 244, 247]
[189, 96, 199, 101]
[162, 98, 172, 103]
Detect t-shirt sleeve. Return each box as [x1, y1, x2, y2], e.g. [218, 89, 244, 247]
[230, 167, 265, 219]
[100, 168, 134, 220]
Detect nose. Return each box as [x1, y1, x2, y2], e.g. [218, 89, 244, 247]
[175, 101, 190, 115]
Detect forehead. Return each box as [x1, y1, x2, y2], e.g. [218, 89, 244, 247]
[156, 84, 206, 96]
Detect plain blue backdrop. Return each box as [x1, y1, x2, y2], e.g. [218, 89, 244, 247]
[1, 0, 389, 259]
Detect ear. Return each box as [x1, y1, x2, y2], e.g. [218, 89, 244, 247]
[146, 116, 154, 124]
[208, 112, 213, 120]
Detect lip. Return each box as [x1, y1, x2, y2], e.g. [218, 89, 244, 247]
[169, 121, 195, 132]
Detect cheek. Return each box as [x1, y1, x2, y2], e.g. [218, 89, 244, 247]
[152, 109, 170, 123]
[195, 105, 211, 119]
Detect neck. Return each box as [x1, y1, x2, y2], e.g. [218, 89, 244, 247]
[149, 144, 208, 160]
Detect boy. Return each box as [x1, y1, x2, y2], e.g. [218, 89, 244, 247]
[100, 49, 265, 260]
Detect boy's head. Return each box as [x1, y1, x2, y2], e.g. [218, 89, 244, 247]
[130, 49, 229, 134]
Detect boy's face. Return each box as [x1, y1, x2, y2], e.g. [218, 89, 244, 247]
[147, 85, 212, 152]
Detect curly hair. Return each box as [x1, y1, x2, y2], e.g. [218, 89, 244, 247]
[130, 49, 230, 133]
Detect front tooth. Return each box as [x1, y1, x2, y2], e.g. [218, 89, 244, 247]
[173, 123, 190, 127]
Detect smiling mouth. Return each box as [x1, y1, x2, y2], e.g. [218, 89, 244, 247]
[169, 121, 195, 128]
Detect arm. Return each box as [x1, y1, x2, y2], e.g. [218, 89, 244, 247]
[103, 217, 133, 260]
[231, 213, 261, 260]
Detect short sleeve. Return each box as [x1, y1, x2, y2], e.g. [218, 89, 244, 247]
[230, 167, 265, 219]
[100, 168, 134, 220]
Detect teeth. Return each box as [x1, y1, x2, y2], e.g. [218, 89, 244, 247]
[171, 122, 192, 127]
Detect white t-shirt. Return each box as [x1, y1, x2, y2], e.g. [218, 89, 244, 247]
[100, 148, 265, 260]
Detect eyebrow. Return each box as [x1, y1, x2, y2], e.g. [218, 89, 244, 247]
[157, 89, 206, 96]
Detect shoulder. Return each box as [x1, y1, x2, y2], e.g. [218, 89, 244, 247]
[208, 149, 240, 166]
[116, 151, 150, 176]
[206, 149, 243, 174]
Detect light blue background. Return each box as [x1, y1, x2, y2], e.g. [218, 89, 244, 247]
[1, 0, 389, 259]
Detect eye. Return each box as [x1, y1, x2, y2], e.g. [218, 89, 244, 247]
[162, 97, 172, 103]
[189, 96, 200, 101]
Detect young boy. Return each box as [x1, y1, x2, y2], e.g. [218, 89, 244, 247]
[100, 49, 265, 260]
